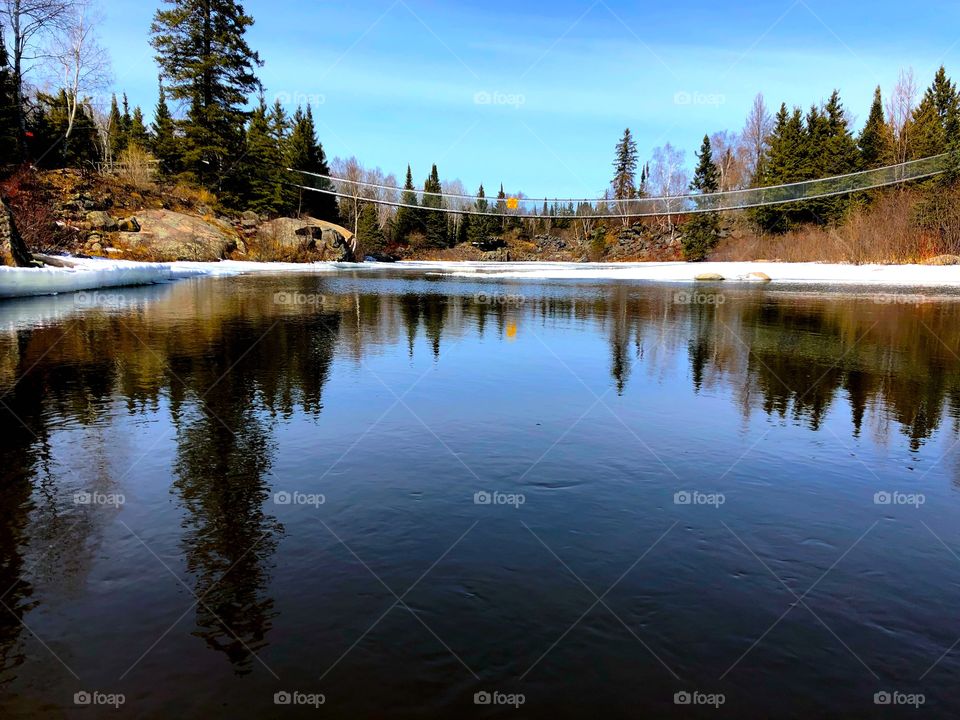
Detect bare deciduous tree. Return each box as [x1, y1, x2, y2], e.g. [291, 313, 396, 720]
[649, 143, 687, 232]
[886, 68, 917, 167]
[49, 0, 109, 152]
[741, 92, 772, 184]
[1, 0, 73, 158]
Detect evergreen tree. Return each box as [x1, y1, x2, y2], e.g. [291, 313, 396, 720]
[151, 0, 263, 199]
[285, 105, 337, 220]
[128, 107, 150, 149]
[681, 135, 721, 261]
[32, 91, 99, 169]
[858, 86, 892, 169]
[394, 165, 419, 242]
[107, 95, 127, 159]
[612, 127, 638, 199]
[357, 201, 385, 255]
[0, 33, 18, 169]
[241, 96, 281, 214]
[422, 164, 446, 247]
[468, 183, 492, 244]
[151, 81, 181, 175]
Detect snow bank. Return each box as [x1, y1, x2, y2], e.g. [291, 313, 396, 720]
[1, 257, 959, 300]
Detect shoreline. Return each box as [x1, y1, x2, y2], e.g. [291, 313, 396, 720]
[1, 257, 960, 299]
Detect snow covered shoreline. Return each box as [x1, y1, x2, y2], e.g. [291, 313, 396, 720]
[1, 257, 959, 299]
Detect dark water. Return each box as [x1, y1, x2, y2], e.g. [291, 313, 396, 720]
[2, 271, 960, 718]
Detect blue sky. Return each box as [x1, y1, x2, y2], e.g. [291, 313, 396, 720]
[100, 0, 960, 197]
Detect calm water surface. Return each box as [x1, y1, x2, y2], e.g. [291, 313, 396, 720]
[2, 270, 960, 718]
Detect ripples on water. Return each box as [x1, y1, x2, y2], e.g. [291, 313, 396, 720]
[1, 272, 960, 717]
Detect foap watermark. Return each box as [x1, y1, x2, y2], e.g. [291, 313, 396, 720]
[874, 490, 925, 508]
[874, 690, 925, 708]
[274, 292, 325, 306]
[474, 291, 525, 306]
[273, 91, 326, 107]
[474, 690, 525, 708]
[674, 490, 725, 508]
[74, 690, 125, 709]
[674, 690, 725, 708]
[674, 291, 725, 306]
[274, 491, 325, 508]
[673, 91, 726, 107]
[872, 293, 928, 306]
[474, 490, 525, 509]
[274, 690, 326, 708]
[74, 291, 132, 308]
[74, 491, 125, 508]
[473, 90, 525, 109]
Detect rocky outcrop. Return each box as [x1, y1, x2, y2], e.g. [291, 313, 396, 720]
[117, 210, 239, 261]
[256, 217, 357, 262]
[923, 255, 960, 266]
[611, 224, 682, 261]
[0, 198, 32, 267]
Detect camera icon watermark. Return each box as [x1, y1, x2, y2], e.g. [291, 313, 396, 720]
[874, 690, 924, 707]
[74, 491, 125, 508]
[673, 90, 726, 107]
[273, 91, 326, 107]
[274, 491, 325, 508]
[674, 291, 725, 305]
[74, 690, 125, 708]
[873, 490, 925, 508]
[474, 291, 525, 306]
[473, 90, 525, 109]
[872, 293, 927, 306]
[273, 690, 325, 707]
[474, 490, 525, 509]
[74, 291, 131, 307]
[474, 690, 525, 708]
[674, 490, 725, 508]
[674, 690, 725, 708]
[274, 292, 325, 306]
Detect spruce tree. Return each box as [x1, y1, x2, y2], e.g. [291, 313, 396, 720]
[128, 107, 150, 149]
[858, 86, 892, 169]
[681, 135, 721, 261]
[107, 95, 127, 160]
[242, 96, 281, 214]
[151, 81, 181, 175]
[394, 165, 419, 242]
[422, 164, 447, 247]
[612, 127, 638, 200]
[468, 184, 492, 244]
[357, 202, 385, 255]
[284, 105, 337, 220]
[151, 0, 263, 197]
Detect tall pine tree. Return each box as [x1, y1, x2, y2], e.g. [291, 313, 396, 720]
[422, 164, 447, 247]
[151, 81, 181, 175]
[858, 86, 892, 169]
[285, 105, 337, 220]
[394, 165, 420, 243]
[151, 0, 263, 200]
[681, 135, 721, 261]
[0, 33, 18, 169]
[612, 127, 638, 225]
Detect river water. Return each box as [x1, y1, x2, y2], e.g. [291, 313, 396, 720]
[1, 270, 960, 718]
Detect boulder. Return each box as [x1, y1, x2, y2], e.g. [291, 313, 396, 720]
[117, 217, 141, 233]
[87, 211, 119, 232]
[0, 198, 33, 267]
[119, 210, 239, 261]
[240, 210, 260, 229]
[923, 255, 960, 266]
[257, 217, 357, 262]
[745, 271, 772, 282]
[695, 273, 725, 281]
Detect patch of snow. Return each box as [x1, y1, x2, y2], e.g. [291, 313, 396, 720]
[1, 257, 958, 300]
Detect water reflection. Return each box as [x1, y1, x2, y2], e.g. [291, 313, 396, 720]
[0, 274, 959, 693]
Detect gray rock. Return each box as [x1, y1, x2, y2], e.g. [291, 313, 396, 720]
[87, 211, 118, 232]
[694, 273, 725, 281]
[0, 198, 32, 267]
